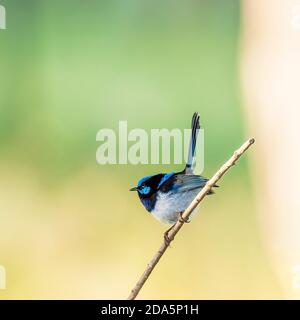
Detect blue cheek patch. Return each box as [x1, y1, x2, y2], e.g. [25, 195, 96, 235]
[157, 172, 175, 189]
[139, 186, 151, 195]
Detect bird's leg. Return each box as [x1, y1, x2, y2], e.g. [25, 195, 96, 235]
[164, 212, 190, 246]
[178, 211, 190, 223]
[164, 223, 175, 246]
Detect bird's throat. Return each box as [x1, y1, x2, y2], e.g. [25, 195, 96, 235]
[139, 194, 157, 212]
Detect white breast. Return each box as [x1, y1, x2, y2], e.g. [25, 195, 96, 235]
[151, 190, 200, 224]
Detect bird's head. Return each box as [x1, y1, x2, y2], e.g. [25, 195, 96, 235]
[130, 173, 174, 198]
[130, 175, 157, 197]
[130, 174, 167, 197]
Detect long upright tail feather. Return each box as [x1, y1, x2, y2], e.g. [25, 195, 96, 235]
[184, 112, 200, 174]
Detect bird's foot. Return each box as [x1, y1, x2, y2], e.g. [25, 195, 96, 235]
[178, 211, 190, 223]
[164, 231, 171, 247]
[163, 224, 175, 247]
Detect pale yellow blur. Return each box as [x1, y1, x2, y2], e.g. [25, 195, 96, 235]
[241, 0, 300, 298]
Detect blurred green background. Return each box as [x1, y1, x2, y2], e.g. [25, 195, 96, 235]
[0, 0, 282, 299]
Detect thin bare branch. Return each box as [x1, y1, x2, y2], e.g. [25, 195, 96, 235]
[127, 138, 255, 300]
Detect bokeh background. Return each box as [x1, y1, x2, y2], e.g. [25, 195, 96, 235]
[0, 0, 299, 299]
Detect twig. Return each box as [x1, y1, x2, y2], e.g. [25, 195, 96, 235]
[127, 138, 255, 300]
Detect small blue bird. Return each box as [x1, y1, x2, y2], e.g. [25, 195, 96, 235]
[130, 113, 216, 242]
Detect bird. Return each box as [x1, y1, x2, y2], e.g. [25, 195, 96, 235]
[130, 113, 217, 244]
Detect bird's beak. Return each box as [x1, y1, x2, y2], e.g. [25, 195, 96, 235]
[129, 187, 138, 191]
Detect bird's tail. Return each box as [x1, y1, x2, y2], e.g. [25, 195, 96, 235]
[184, 112, 200, 174]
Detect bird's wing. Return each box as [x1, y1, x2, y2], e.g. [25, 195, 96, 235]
[159, 173, 210, 194]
